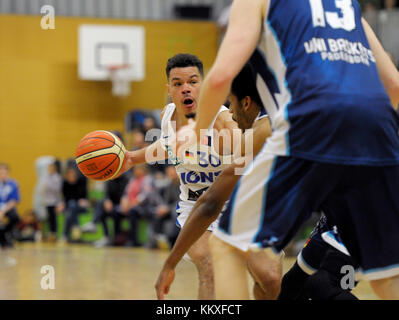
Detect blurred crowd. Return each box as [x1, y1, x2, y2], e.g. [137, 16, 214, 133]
[0, 112, 180, 251]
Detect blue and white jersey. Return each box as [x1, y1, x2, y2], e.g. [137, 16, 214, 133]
[0, 179, 20, 211]
[252, 0, 399, 165]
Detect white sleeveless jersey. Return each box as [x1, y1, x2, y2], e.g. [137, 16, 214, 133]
[161, 103, 232, 218]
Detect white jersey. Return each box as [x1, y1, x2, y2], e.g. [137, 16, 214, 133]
[160, 103, 232, 229]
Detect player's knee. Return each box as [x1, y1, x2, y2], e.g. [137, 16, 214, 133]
[195, 255, 214, 285]
[253, 282, 268, 300]
[261, 272, 281, 296]
[248, 263, 281, 298]
[189, 247, 213, 272]
[248, 253, 282, 283]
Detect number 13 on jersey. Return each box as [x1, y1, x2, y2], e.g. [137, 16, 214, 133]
[309, 0, 356, 31]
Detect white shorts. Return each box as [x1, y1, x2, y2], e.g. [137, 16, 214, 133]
[176, 202, 220, 232]
[176, 202, 221, 263]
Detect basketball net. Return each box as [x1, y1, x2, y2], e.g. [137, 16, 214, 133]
[107, 64, 131, 97]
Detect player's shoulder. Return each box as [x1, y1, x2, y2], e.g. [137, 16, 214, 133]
[254, 113, 268, 126]
[214, 105, 236, 130]
[253, 115, 271, 139]
[160, 103, 175, 121]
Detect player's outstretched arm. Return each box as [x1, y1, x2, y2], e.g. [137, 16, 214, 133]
[362, 18, 399, 109]
[114, 139, 168, 179]
[193, 0, 266, 138]
[155, 160, 243, 299]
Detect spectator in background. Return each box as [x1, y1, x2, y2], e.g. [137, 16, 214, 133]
[0, 163, 21, 248]
[153, 165, 180, 249]
[129, 129, 148, 150]
[121, 164, 162, 248]
[383, 0, 398, 10]
[80, 130, 131, 247]
[82, 172, 130, 248]
[143, 116, 158, 132]
[41, 160, 62, 242]
[57, 167, 89, 243]
[16, 210, 41, 242]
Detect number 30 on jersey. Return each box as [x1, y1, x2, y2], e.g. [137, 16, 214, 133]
[309, 0, 356, 31]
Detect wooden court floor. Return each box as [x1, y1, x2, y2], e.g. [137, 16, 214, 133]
[0, 242, 378, 300]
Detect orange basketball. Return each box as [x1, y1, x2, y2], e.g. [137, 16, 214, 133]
[75, 130, 126, 181]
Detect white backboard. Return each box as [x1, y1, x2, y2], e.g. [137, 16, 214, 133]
[78, 24, 145, 81]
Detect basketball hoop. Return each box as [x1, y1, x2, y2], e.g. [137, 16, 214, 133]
[107, 64, 132, 97]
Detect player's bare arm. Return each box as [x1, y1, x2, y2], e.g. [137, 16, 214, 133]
[155, 160, 243, 300]
[155, 117, 269, 299]
[193, 0, 267, 138]
[362, 18, 399, 108]
[212, 109, 240, 156]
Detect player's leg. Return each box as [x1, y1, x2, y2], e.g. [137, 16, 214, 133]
[279, 214, 352, 300]
[187, 230, 215, 300]
[214, 153, 344, 299]
[209, 234, 249, 299]
[278, 235, 326, 300]
[278, 261, 310, 300]
[247, 248, 283, 300]
[324, 165, 399, 300]
[305, 249, 358, 300]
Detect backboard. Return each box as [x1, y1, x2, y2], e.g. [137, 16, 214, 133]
[78, 24, 145, 81]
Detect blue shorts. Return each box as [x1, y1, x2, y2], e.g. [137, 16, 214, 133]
[214, 152, 399, 281]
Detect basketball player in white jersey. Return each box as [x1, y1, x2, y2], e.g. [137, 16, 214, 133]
[174, 0, 399, 300]
[116, 53, 238, 299]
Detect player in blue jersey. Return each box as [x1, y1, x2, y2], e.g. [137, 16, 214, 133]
[174, 0, 399, 299]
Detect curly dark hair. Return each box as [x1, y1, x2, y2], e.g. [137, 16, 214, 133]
[166, 53, 204, 79]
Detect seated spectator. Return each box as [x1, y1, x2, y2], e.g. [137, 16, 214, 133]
[41, 160, 62, 242]
[143, 116, 158, 132]
[16, 210, 41, 242]
[129, 129, 148, 150]
[0, 163, 21, 248]
[153, 165, 180, 249]
[57, 167, 89, 243]
[81, 172, 130, 248]
[121, 164, 163, 248]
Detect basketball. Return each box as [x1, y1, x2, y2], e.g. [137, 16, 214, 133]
[75, 130, 126, 181]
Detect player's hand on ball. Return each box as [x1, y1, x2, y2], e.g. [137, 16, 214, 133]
[111, 151, 134, 179]
[155, 266, 175, 300]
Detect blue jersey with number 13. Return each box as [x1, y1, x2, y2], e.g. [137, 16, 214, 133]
[253, 0, 399, 165]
